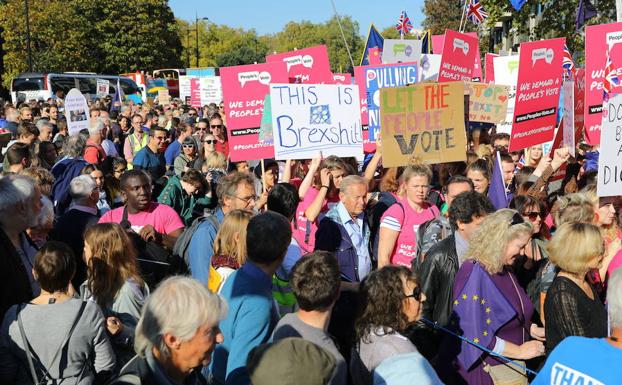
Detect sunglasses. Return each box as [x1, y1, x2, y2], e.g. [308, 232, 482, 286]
[211, 124, 223, 129]
[405, 286, 422, 301]
[510, 212, 525, 226]
[203, 140, 216, 144]
[182, 144, 195, 148]
[523, 211, 541, 221]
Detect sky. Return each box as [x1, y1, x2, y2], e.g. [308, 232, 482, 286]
[169, 0, 425, 36]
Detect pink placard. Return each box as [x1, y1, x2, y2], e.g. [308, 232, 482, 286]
[353, 66, 374, 152]
[330, 73, 353, 85]
[432, 34, 445, 54]
[509, 38, 565, 152]
[485, 53, 498, 83]
[584, 22, 622, 145]
[190, 78, 201, 107]
[220, 62, 289, 161]
[438, 30, 479, 82]
[266, 45, 333, 84]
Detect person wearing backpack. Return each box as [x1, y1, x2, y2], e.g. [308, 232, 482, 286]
[0, 242, 115, 384]
[186, 172, 257, 285]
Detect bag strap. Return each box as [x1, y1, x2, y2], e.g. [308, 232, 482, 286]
[18, 301, 87, 384]
[508, 272, 527, 344]
[17, 304, 38, 385]
[121, 205, 131, 230]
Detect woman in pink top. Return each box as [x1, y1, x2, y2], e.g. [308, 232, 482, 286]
[377, 164, 440, 268]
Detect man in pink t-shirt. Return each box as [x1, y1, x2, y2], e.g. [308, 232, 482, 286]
[99, 170, 184, 249]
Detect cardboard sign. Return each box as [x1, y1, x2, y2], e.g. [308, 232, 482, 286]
[220, 62, 288, 161]
[562, 80, 576, 157]
[510, 38, 565, 151]
[365, 63, 419, 141]
[380, 82, 467, 167]
[266, 45, 333, 84]
[382, 39, 422, 64]
[597, 93, 622, 197]
[65, 88, 90, 136]
[270, 84, 363, 160]
[485, 53, 498, 83]
[438, 30, 479, 82]
[157, 89, 171, 105]
[493, 55, 520, 134]
[199, 76, 223, 106]
[585, 22, 622, 145]
[419, 54, 442, 82]
[465, 82, 509, 124]
[331, 73, 353, 84]
[96, 79, 109, 97]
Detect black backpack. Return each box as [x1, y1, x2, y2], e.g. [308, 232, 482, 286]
[172, 210, 220, 271]
[366, 192, 404, 264]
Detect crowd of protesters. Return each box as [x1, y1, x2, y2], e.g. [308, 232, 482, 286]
[0, 93, 620, 385]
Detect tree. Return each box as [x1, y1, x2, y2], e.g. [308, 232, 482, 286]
[422, 0, 476, 35]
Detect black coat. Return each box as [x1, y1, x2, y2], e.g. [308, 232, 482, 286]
[0, 228, 34, 320]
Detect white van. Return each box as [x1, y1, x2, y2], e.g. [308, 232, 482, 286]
[10, 72, 141, 104]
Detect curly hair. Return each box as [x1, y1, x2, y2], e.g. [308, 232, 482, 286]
[355, 266, 419, 343]
[552, 192, 595, 227]
[464, 209, 533, 274]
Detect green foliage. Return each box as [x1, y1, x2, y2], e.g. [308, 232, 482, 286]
[422, 0, 477, 35]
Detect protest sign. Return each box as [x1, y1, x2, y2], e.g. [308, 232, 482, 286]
[438, 30, 479, 82]
[331, 73, 353, 84]
[266, 45, 333, 84]
[157, 89, 171, 105]
[382, 39, 422, 64]
[179, 76, 192, 104]
[353, 66, 374, 152]
[199, 76, 223, 106]
[258, 94, 273, 145]
[574, 68, 586, 144]
[186, 67, 216, 77]
[365, 63, 418, 141]
[190, 78, 201, 107]
[585, 22, 622, 145]
[465, 82, 509, 124]
[493, 55, 520, 134]
[380, 82, 467, 167]
[510, 38, 564, 152]
[220, 62, 288, 161]
[597, 93, 622, 197]
[270, 83, 363, 160]
[65, 88, 90, 136]
[419, 54, 442, 82]
[96, 79, 109, 98]
[562, 80, 576, 157]
[485, 53, 498, 83]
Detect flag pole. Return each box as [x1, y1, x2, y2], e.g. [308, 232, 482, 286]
[459, 0, 469, 33]
[330, 0, 355, 70]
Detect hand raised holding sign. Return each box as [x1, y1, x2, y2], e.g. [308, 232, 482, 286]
[551, 147, 571, 171]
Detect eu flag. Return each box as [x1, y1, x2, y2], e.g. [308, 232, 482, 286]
[452, 262, 516, 369]
[360, 24, 384, 66]
[509, 0, 527, 11]
[488, 151, 509, 210]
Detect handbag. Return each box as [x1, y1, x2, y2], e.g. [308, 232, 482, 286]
[483, 361, 527, 385]
[120, 206, 187, 288]
[17, 301, 88, 385]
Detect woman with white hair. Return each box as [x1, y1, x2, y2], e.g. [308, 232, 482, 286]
[110, 276, 227, 385]
[531, 268, 622, 384]
[440, 209, 545, 385]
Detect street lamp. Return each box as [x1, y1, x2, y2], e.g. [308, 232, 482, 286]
[24, 0, 33, 72]
[195, 12, 209, 68]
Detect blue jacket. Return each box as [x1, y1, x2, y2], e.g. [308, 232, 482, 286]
[51, 157, 89, 215]
[187, 207, 224, 285]
[314, 205, 371, 283]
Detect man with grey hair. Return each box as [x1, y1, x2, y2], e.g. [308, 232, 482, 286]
[51, 134, 89, 215]
[50, 175, 100, 289]
[110, 276, 227, 385]
[84, 119, 107, 167]
[531, 268, 622, 384]
[0, 175, 42, 319]
[35, 119, 53, 142]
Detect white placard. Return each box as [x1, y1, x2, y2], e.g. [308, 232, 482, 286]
[419, 54, 441, 82]
[179, 76, 192, 103]
[382, 39, 422, 64]
[562, 80, 576, 157]
[65, 88, 90, 136]
[598, 93, 622, 197]
[200, 76, 223, 106]
[96, 79, 109, 97]
[270, 83, 363, 160]
[493, 55, 520, 134]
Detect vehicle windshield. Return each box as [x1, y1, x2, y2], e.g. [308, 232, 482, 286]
[12, 77, 44, 91]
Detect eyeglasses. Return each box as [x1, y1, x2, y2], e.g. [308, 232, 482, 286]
[203, 140, 216, 144]
[234, 194, 258, 205]
[188, 113, 196, 117]
[211, 124, 223, 129]
[510, 212, 525, 226]
[405, 286, 422, 301]
[523, 211, 541, 221]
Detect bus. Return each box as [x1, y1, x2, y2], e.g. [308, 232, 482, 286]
[152, 68, 186, 97]
[10, 72, 141, 104]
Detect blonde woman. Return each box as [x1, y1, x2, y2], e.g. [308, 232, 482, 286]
[209, 210, 253, 292]
[524, 145, 543, 168]
[81, 223, 149, 365]
[544, 222, 607, 354]
[441, 209, 545, 385]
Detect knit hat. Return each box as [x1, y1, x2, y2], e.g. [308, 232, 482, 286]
[247, 338, 336, 385]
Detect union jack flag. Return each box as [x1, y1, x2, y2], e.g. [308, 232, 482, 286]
[562, 44, 576, 80]
[467, 0, 489, 25]
[604, 52, 619, 102]
[395, 11, 413, 36]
